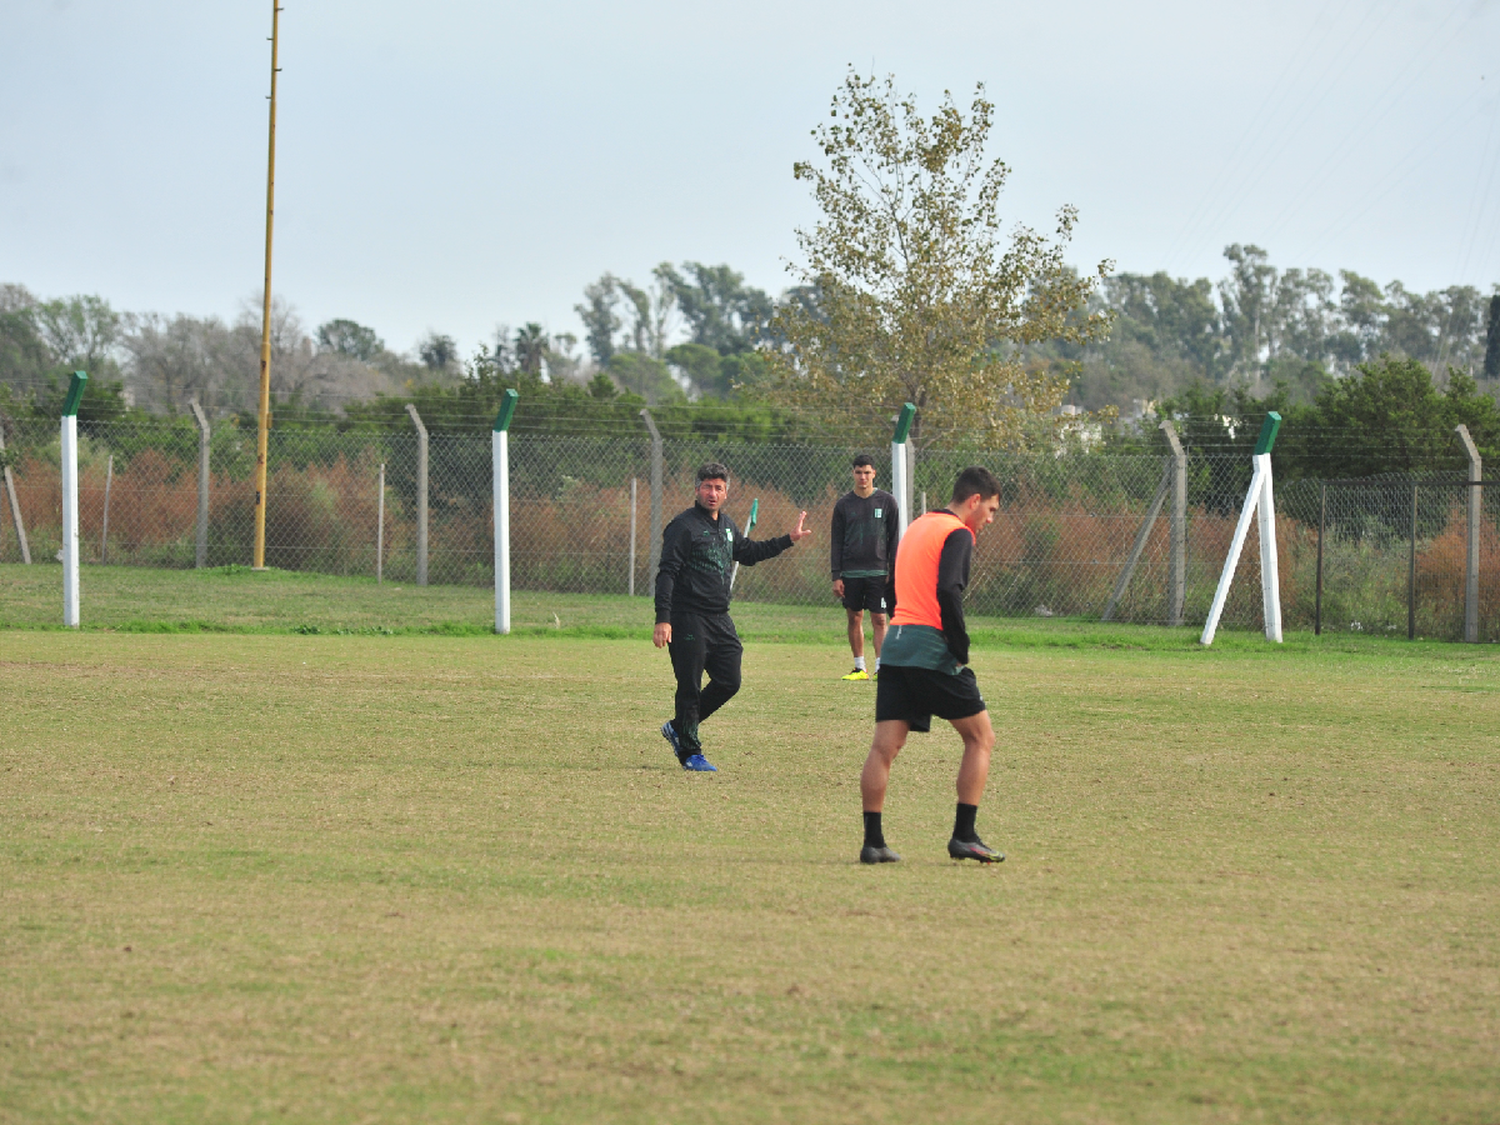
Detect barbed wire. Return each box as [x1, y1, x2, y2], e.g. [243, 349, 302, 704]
[2, 408, 1483, 446]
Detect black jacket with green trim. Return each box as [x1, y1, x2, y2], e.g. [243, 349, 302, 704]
[654, 503, 793, 623]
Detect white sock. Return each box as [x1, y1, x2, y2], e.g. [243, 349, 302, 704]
[874, 657, 880, 672]
[853, 656, 866, 671]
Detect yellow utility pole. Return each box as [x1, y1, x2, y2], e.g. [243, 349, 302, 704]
[252, 1, 282, 569]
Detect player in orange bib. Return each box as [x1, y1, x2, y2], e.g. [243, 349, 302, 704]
[859, 466, 1004, 864]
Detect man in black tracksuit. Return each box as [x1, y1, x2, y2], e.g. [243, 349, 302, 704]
[653, 461, 811, 772]
[830, 454, 900, 680]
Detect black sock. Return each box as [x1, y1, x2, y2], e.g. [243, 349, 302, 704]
[862, 811, 885, 848]
[953, 803, 979, 843]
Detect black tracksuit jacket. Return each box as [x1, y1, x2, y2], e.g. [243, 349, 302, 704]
[654, 503, 793, 623]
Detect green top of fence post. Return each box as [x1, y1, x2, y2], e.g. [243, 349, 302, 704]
[1253, 411, 1281, 455]
[892, 402, 915, 444]
[62, 371, 88, 417]
[493, 389, 519, 432]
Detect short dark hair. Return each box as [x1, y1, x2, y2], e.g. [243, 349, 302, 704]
[696, 461, 730, 483]
[951, 466, 1002, 504]
[852, 454, 875, 469]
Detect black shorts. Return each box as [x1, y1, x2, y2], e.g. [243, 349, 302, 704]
[874, 664, 986, 733]
[841, 575, 889, 615]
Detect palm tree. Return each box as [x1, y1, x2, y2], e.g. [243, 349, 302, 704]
[513, 323, 548, 376]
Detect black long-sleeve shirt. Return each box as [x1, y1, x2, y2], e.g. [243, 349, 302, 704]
[830, 489, 899, 579]
[654, 503, 793, 623]
[930, 530, 973, 665]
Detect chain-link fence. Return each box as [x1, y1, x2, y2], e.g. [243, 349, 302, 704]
[1, 413, 1493, 639]
[1277, 475, 1498, 642]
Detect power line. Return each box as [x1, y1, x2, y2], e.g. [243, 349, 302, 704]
[1171, 2, 1477, 271]
[1259, 6, 1482, 249]
[1164, 0, 1360, 263]
[1300, 87, 1493, 264]
[1168, 0, 1397, 263]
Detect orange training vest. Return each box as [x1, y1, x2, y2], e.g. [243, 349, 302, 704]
[890, 510, 973, 630]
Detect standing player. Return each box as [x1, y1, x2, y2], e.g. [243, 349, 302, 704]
[830, 454, 899, 682]
[654, 462, 811, 772]
[858, 466, 1004, 864]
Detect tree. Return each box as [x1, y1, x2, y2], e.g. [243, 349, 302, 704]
[665, 343, 724, 398]
[0, 285, 51, 395]
[1071, 271, 1225, 407]
[512, 324, 548, 376]
[546, 331, 585, 385]
[1218, 244, 1277, 381]
[606, 351, 681, 403]
[33, 294, 123, 375]
[1310, 354, 1500, 474]
[123, 312, 241, 412]
[577, 267, 679, 365]
[616, 268, 678, 358]
[317, 318, 384, 361]
[665, 342, 771, 401]
[418, 332, 459, 374]
[718, 351, 771, 394]
[486, 323, 586, 388]
[117, 297, 396, 414]
[1432, 284, 1491, 373]
[1328, 270, 1386, 370]
[1075, 248, 1499, 416]
[1266, 267, 1335, 367]
[1106, 272, 1223, 375]
[586, 371, 617, 400]
[1145, 355, 1500, 479]
[575, 275, 621, 365]
[764, 70, 1112, 447]
[658, 262, 770, 355]
[1485, 295, 1500, 381]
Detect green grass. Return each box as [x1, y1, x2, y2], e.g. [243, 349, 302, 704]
[1, 623, 1497, 1122]
[0, 562, 1480, 657]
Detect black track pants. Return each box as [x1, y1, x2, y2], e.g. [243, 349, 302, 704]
[667, 611, 743, 756]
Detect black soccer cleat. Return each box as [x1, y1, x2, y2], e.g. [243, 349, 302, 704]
[947, 837, 1004, 863]
[860, 845, 901, 864]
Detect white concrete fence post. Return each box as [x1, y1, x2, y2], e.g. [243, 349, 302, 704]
[1162, 419, 1187, 627]
[492, 390, 518, 635]
[1201, 412, 1282, 646]
[60, 372, 87, 628]
[0, 422, 30, 564]
[891, 402, 915, 540]
[640, 410, 663, 586]
[191, 400, 211, 568]
[99, 454, 114, 564]
[1456, 424, 1482, 644]
[406, 404, 428, 587]
[628, 477, 638, 597]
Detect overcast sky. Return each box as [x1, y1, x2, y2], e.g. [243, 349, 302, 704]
[4, 0, 1498, 359]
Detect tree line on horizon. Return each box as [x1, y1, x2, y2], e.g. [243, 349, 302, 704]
[1065, 244, 1500, 415]
[5, 245, 1495, 425]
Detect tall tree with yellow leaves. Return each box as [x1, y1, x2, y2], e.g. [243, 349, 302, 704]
[765, 71, 1113, 447]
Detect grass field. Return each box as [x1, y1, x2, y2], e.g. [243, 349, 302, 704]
[0, 561, 1467, 653]
[2, 568, 1499, 1122]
